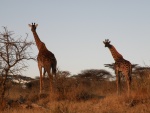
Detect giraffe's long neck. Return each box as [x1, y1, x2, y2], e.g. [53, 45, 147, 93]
[32, 31, 45, 51]
[108, 45, 123, 61]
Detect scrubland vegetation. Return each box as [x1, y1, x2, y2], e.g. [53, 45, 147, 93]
[0, 68, 150, 113]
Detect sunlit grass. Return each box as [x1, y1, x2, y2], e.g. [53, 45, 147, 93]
[1, 72, 150, 113]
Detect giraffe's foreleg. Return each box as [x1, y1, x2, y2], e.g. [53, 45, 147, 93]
[38, 64, 43, 94]
[118, 72, 121, 94]
[126, 73, 131, 96]
[127, 80, 130, 96]
[116, 70, 121, 95]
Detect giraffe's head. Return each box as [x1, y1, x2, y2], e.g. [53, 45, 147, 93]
[103, 39, 112, 48]
[28, 23, 38, 32]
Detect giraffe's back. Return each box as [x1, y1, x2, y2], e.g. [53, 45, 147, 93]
[37, 50, 56, 66]
[115, 59, 131, 75]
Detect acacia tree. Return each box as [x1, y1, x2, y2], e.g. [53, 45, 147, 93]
[0, 27, 34, 104]
[76, 69, 112, 81]
[104, 63, 138, 71]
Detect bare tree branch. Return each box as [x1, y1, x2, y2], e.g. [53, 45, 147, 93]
[0, 27, 35, 104]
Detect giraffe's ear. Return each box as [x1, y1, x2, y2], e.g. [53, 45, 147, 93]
[28, 24, 32, 27]
[35, 24, 38, 27]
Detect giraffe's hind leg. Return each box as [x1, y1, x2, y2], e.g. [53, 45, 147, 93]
[43, 68, 46, 78]
[125, 73, 131, 96]
[115, 70, 121, 95]
[52, 63, 57, 78]
[44, 65, 53, 93]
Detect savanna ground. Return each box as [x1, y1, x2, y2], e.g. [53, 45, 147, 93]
[1, 73, 150, 113]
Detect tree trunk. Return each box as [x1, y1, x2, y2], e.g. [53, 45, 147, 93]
[0, 70, 8, 109]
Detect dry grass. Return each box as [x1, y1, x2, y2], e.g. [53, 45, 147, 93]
[1, 73, 150, 113]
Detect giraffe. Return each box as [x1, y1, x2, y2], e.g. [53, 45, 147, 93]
[28, 23, 57, 94]
[103, 39, 132, 95]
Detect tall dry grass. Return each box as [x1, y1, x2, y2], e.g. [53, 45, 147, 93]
[1, 71, 150, 113]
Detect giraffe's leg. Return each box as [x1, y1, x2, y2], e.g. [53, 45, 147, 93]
[126, 73, 131, 96]
[116, 70, 121, 95]
[118, 72, 121, 94]
[129, 68, 132, 94]
[43, 68, 46, 77]
[52, 63, 57, 79]
[115, 69, 118, 94]
[38, 64, 43, 94]
[127, 80, 130, 96]
[45, 66, 53, 93]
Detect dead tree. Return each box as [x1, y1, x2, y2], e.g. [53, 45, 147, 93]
[0, 27, 34, 106]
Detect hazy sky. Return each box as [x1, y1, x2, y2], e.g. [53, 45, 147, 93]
[0, 0, 150, 78]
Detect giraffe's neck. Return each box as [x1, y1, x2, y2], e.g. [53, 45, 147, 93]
[32, 31, 46, 51]
[108, 45, 123, 61]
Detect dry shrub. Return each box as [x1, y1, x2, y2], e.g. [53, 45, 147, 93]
[127, 76, 150, 108]
[92, 80, 116, 95]
[66, 83, 92, 101]
[52, 103, 70, 113]
[52, 74, 118, 101]
[3, 108, 48, 113]
[0, 99, 8, 111]
[132, 74, 150, 98]
[53, 76, 93, 101]
[27, 93, 39, 103]
[2, 70, 150, 113]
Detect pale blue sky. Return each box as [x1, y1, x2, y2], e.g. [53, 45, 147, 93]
[0, 0, 150, 77]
